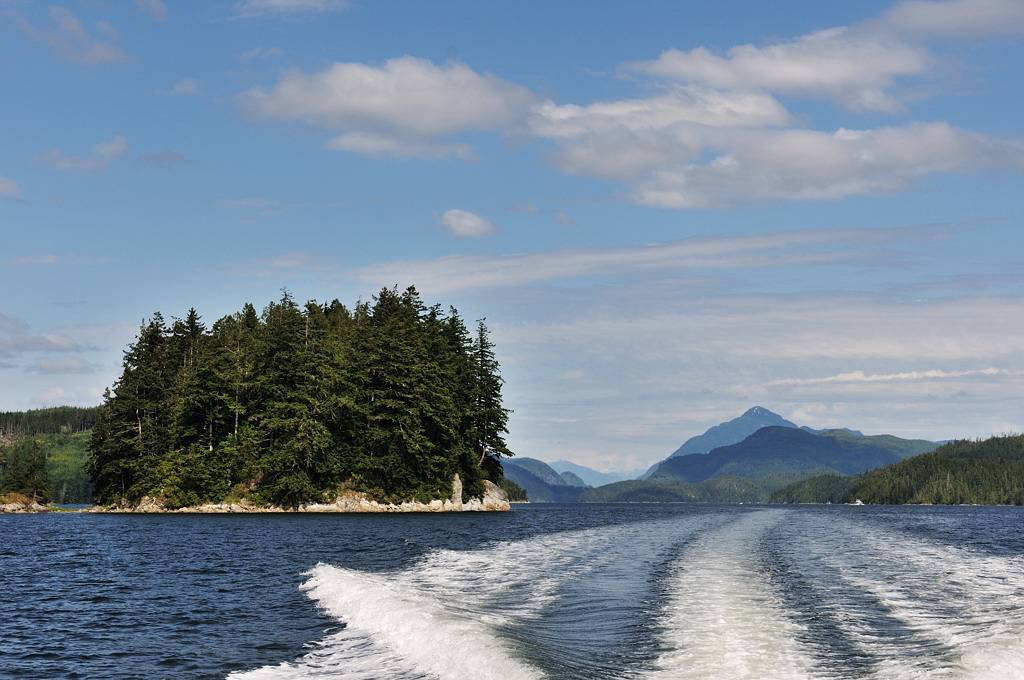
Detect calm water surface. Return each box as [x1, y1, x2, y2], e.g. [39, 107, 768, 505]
[2, 504, 1023, 679]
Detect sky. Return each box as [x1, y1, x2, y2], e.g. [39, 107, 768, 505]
[2, 0, 1023, 472]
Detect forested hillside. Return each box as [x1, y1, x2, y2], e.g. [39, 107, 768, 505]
[88, 287, 513, 508]
[0, 408, 96, 503]
[0, 406, 98, 439]
[771, 435, 1024, 505]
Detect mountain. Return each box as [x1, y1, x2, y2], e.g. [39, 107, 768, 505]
[814, 429, 939, 459]
[671, 406, 798, 458]
[506, 458, 568, 486]
[772, 435, 1024, 505]
[640, 406, 798, 479]
[558, 471, 589, 487]
[549, 460, 644, 486]
[579, 476, 767, 503]
[503, 459, 585, 502]
[649, 427, 903, 486]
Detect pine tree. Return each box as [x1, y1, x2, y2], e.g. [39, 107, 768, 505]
[471, 319, 513, 481]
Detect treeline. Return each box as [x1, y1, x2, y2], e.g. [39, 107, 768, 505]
[0, 433, 92, 503]
[0, 406, 98, 437]
[771, 435, 1024, 505]
[88, 287, 513, 508]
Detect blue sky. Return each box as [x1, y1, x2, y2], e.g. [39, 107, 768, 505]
[2, 0, 1023, 470]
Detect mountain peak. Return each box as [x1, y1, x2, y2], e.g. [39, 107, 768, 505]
[743, 406, 776, 418]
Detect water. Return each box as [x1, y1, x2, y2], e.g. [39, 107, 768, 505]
[2, 504, 1023, 679]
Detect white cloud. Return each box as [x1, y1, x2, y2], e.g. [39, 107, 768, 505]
[356, 225, 939, 293]
[25, 356, 99, 375]
[327, 132, 474, 160]
[628, 122, 1024, 208]
[439, 209, 498, 238]
[245, 56, 537, 158]
[530, 88, 791, 179]
[763, 367, 1008, 387]
[629, 28, 928, 112]
[883, 0, 1024, 38]
[45, 135, 128, 171]
[234, 0, 349, 18]
[0, 177, 20, 198]
[135, 0, 167, 21]
[14, 7, 130, 65]
[170, 78, 201, 96]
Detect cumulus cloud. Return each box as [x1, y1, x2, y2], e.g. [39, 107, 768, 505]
[235, 0, 349, 17]
[45, 135, 128, 171]
[627, 123, 1024, 208]
[882, 0, 1024, 38]
[629, 28, 928, 112]
[13, 7, 130, 65]
[237, 1, 1024, 208]
[245, 56, 537, 158]
[439, 209, 498, 238]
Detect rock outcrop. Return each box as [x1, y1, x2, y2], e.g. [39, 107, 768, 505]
[0, 493, 50, 513]
[91, 477, 511, 513]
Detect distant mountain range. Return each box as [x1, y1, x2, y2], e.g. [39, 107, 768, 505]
[514, 406, 943, 503]
[549, 460, 644, 487]
[502, 458, 587, 502]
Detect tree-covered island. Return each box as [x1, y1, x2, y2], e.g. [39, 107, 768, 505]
[86, 287, 514, 510]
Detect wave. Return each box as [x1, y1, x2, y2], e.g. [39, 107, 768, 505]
[229, 508, 1024, 680]
[229, 515, 723, 680]
[644, 510, 822, 680]
[770, 511, 1024, 679]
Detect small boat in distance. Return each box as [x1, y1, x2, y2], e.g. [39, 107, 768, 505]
[849, 499, 865, 506]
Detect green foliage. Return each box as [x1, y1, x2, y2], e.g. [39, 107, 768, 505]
[500, 477, 528, 502]
[771, 435, 1024, 505]
[0, 437, 49, 500]
[88, 287, 514, 507]
[0, 414, 94, 503]
[579, 476, 769, 503]
[769, 474, 857, 504]
[0, 406, 98, 436]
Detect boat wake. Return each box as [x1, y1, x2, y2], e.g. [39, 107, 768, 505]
[229, 509, 1024, 680]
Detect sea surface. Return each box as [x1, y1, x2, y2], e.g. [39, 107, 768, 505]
[2, 504, 1023, 679]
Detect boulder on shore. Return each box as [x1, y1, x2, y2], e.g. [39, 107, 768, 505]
[0, 492, 50, 513]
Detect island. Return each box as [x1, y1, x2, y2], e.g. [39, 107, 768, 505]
[2, 287, 516, 512]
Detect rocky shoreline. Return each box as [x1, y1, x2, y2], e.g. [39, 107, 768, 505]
[3, 477, 511, 514]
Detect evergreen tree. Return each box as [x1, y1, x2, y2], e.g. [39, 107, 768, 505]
[470, 319, 513, 482]
[87, 287, 515, 507]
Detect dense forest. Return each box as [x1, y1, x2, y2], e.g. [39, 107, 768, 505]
[88, 287, 513, 508]
[0, 406, 98, 437]
[771, 435, 1024, 505]
[0, 407, 96, 503]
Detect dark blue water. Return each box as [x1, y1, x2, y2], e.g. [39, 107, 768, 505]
[2, 504, 1023, 679]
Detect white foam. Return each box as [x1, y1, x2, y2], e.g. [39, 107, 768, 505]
[645, 509, 822, 680]
[821, 517, 1024, 679]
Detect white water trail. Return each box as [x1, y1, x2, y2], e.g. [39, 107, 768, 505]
[821, 517, 1024, 680]
[229, 516, 718, 680]
[645, 509, 822, 680]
